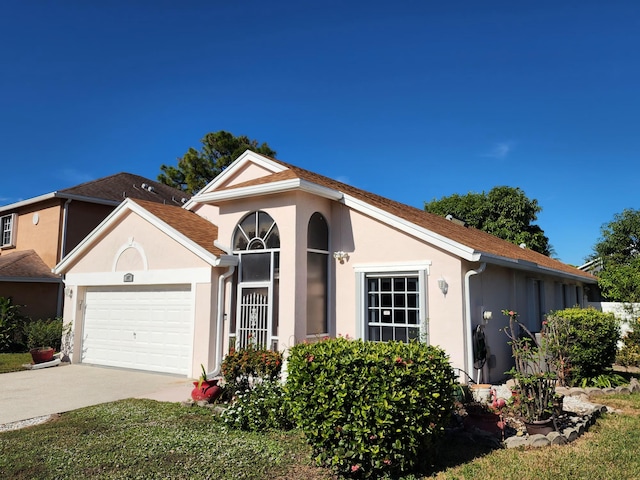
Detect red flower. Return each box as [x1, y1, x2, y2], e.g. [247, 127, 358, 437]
[351, 465, 361, 472]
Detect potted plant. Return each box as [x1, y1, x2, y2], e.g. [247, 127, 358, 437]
[191, 364, 222, 403]
[502, 310, 557, 435]
[24, 318, 63, 364]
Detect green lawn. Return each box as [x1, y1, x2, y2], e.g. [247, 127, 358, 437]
[0, 352, 31, 373]
[1, 394, 640, 479]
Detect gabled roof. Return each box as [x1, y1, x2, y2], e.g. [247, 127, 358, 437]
[192, 151, 595, 282]
[0, 250, 60, 282]
[0, 173, 190, 214]
[54, 198, 234, 274]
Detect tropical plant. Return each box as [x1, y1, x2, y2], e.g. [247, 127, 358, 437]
[544, 307, 620, 385]
[0, 296, 26, 352]
[617, 317, 640, 367]
[221, 345, 282, 394]
[24, 317, 63, 351]
[502, 310, 556, 423]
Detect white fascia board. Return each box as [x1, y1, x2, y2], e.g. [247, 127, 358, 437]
[342, 194, 478, 261]
[0, 192, 122, 215]
[354, 261, 432, 274]
[124, 201, 228, 268]
[476, 253, 597, 283]
[54, 199, 228, 274]
[54, 200, 134, 274]
[184, 151, 286, 210]
[0, 193, 57, 213]
[192, 178, 343, 204]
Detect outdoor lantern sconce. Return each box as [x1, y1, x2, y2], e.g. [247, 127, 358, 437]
[333, 251, 349, 264]
[437, 278, 448, 295]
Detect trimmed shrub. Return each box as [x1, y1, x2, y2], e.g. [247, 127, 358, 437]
[221, 345, 283, 394]
[0, 297, 27, 353]
[220, 379, 293, 431]
[285, 337, 455, 478]
[544, 307, 620, 386]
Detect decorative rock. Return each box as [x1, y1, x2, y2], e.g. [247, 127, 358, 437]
[548, 431, 567, 445]
[563, 428, 578, 442]
[576, 423, 585, 435]
[555, 387, 571, 396]
[569, 387, 586, 396]
[504, 436, 529, 449]
[585, 387, 602, 395]
[615, 386, 631, 395]
[629, 377, 639, 392]
[529, 434, 551, 448]
[601, 387, 616, 395]
[589, 389, 605, 397]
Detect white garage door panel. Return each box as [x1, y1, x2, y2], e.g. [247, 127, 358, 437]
[83, 285, 192, 375]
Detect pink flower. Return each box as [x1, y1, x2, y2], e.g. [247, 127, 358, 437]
[383, 459, 392, 465]
[351, 464, 361, 472]
[307, 355, 314, 363]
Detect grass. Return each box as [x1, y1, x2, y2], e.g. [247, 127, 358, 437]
[0, 352, 31, 373]
[2, 394, 640, 479]
[0, 399, 333, 480]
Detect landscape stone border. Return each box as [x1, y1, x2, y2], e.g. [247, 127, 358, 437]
[502, 377, 640, 449]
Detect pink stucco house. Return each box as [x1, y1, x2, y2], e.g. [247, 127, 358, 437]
[54, 151, 596, 382]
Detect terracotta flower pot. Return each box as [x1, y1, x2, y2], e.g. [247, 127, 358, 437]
[191, 379, 222, 403]
[525, 418, 554, 436]
[30, 347, 55, 364]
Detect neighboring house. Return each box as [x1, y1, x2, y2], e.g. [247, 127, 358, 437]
[54, 151, 596, 381]
[0, 173, 190, 320]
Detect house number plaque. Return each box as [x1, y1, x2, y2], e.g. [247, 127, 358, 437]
[123, 273, 134, 283]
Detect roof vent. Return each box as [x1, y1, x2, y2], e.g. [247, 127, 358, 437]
[445, 214, 467, 227]
[181, 198, 187, 204]
[141, 183, 148, 189]
[519, 243, 526, 249]
[147, 185, 155, 193]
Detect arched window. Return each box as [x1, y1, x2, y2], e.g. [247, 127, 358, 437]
[307, 212, 328, 335]
[232, 211, 280, 350]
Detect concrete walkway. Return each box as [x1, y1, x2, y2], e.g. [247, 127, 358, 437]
[0, 363, 195, 424]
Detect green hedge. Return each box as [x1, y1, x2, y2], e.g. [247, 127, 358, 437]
[221, 345, 283, 394]
[285, 337, 455, 478]
[545, 307, 620, 385]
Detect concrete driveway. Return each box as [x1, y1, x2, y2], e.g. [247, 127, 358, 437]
[0, 363, 195, 424]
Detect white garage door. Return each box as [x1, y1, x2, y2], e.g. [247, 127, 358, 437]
[82, 285, 192, 375]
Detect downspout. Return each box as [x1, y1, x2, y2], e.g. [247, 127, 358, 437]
[56, 198, 73, 317]
[464, 262, 486, 383]
[208, 265, 236, 377]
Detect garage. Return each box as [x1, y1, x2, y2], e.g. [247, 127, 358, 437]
[82, 285, 193, 375]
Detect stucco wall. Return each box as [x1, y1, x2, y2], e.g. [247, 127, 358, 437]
[6, 200, 62, 268]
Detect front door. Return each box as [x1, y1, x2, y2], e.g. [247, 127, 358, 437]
[236, 285, 270, 349]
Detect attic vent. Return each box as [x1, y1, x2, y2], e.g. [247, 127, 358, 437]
[140, 183, 155, 193]
[519, 243, 526, 249]
[445, 214, 467, 227]
[181, 198, 187, 204]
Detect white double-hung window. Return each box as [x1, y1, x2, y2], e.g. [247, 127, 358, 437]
[0, 214, 16, 248]
[355, 262, 430, 343]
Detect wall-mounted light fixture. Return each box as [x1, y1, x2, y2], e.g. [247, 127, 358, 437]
[482, 310, 493, 322]
[437, 278, 448, 295]
[333, 251, 349, 264]
[64, 287, 73, 298]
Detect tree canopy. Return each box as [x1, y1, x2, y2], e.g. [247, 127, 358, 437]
[424, 186, 552, 255]
[158, 130, 277, 194]
[591, 208, 640, 302]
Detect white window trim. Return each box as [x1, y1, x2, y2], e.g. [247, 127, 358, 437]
[1, 213, 17, 249]
[355, 262, 430, 343]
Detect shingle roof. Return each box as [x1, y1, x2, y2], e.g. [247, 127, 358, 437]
[0, 250, 60, 280]
[219, 157, 595, 281]
[60, 172, 190, 206]
[130, 199, 226, 257]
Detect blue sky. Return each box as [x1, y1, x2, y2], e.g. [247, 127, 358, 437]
[1, 1, 638, 266]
